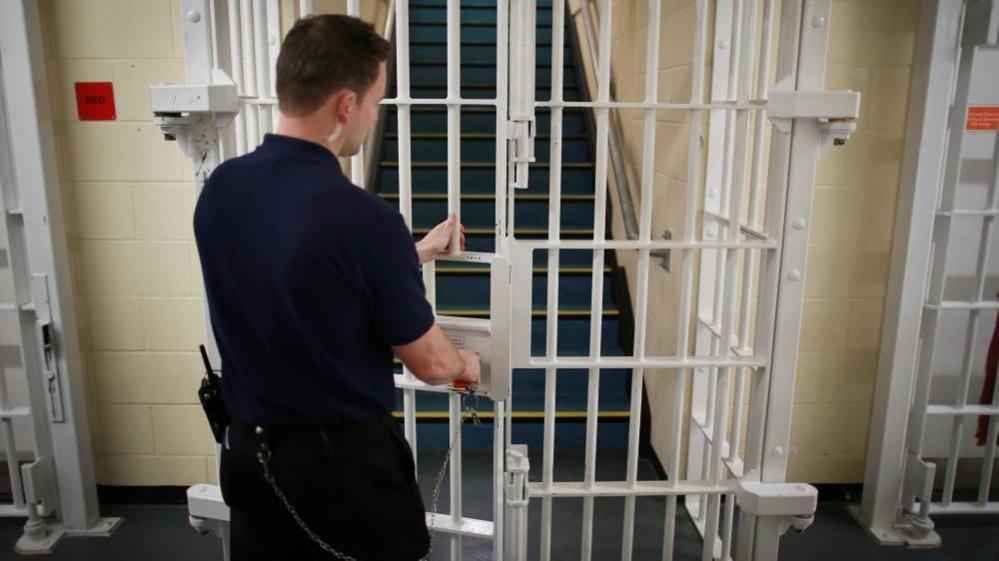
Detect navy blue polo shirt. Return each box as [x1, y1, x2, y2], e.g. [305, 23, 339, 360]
[193, 133, 435, 426]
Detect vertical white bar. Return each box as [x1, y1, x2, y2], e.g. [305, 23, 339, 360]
[540, 1, 565, 560]
[688, 0, 733, 522]
[226, 0, 247, 155]
[0, 362, 26, 509]
[299, 0, 313, 17]
[667, 0, 708, 558]
[449, 391, 463, 560]
[395, 0, 418, 461]
[701, 0, 747, 556]
[446, 0, 461, 250]
[976, 140, 999, 505]
[581, 2, 612, 560]
[493, 0, 510, 560]
[621, 1, 660, 560]
[493, 400, 506, 561]
[241, 0, 260, 148]
[495, 0, 510, 245]
[266, 0, 281, 132]
[253, 0, 273, 137]
[347, 0, 365, 187]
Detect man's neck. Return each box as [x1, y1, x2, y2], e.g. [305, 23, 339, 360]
[275, 116, 345, 156]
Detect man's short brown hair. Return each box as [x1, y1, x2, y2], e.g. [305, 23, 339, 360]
[275, 15, 391, 117]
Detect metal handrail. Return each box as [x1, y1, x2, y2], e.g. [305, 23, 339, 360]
[576, 2, 671, 270]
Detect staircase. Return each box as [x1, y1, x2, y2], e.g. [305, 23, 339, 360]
[378, 0, 633, 450]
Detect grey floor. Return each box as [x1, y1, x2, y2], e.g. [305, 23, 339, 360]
[0, 450, 995, 561]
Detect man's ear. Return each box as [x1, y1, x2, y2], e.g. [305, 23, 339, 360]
[337, 91, 357, 123]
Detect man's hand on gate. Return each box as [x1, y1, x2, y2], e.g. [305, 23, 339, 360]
[456, 349, 481, 386]
[416, 213, 466, 264]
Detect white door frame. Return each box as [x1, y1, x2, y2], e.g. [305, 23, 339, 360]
[167, 1, 859, 560]
[0, 0, 120, 552]
[854, 0, 999, 547]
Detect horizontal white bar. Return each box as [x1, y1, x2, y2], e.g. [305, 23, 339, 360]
[523, 357, 765, 369]
[926, 404, 999, 416]
[536, 101, 762, 110]
[0, 504, 29, 517]
[383, 98, 498, 107]
[937, 209, 999, 217]
[426, 513, 494, 539]
[0, 407, 30, 419]
[240, 97, 499, 108]
[188, 484, 229, 522]
[394, 374, 463, 394]
[527, 480, 735, 498]
[724, 457, 744, 478]
[925, 301, 999, 311]
[690, 412, 730, 455]
[517, 239, 777, 250]
[927, 502, 999, 515]
[702, 209, 770, 240]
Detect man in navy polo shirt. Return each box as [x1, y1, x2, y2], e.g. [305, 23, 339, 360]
[193, 14, 479, 561]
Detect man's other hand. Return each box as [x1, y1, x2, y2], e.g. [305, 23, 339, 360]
[456, 349, 481, 386]
[416, 213, 466, 264]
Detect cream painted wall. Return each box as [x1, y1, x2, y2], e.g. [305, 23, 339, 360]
[579, 0, 919, 483]
[38, 0, 386, 485]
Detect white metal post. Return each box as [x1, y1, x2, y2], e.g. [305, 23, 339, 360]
[539, 0, 565, 558]
[620, 1, 661, 559]
[580, 2, 611, 558]
[852, 0, 964, 545]
[0, 0, 120, 545]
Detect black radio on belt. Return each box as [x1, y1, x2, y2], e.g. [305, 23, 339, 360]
[198, 344, 229, 444]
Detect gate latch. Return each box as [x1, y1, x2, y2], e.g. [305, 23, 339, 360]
[766, 77, 860, 151]
[735, 478, 818, 535]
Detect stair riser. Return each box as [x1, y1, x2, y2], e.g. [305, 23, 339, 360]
[434, 273, 613, 309]
[378, 167, 595, 195]
[384, 110, 588, 135]
[382, 137, 589, 163]
[385, 197, 593, 230]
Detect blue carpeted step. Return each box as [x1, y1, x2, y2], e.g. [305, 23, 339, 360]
[409, 23, 562, 42]
[381, 193, 594, 231]
[409, 6, 553, 24]
[383, 134, 589, 163]
[425, 313, 623, 357]
[378, 164, 596, 196]
[408, 42, 565, 65]
[397, 64, 578, 90]
[404, 420, 631, 451]
[384, 108, 589, 135]
[434, 270, 613, 310]
[396, 368, 631, 412]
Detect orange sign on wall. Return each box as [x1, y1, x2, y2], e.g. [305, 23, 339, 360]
[966, 106, 999, 132]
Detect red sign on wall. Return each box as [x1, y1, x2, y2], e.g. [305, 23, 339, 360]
[966, 106, 999, 132]
[74, 82, 116, 121]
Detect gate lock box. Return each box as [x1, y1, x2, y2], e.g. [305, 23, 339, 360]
[435, 252, 511, 401]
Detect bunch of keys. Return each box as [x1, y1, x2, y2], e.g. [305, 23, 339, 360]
[451, 380, 482, 426]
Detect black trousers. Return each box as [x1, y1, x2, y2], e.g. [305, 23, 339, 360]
[220, 416, 430, 560]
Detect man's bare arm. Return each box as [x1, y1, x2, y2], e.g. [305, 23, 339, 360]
[393, 324, 481, 386]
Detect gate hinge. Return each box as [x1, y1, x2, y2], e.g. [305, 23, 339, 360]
[766, 78, 861, 145]
[505, 444, 530, 506]
[150, 69, 238, 156]
[507, 118, 536, 190]
[29, 274, 64, 424]
[736, 477, 818, 535]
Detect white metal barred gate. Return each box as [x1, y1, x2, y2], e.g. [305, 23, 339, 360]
[855, 0, 998, 548]
[158, 0, 858, 559]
